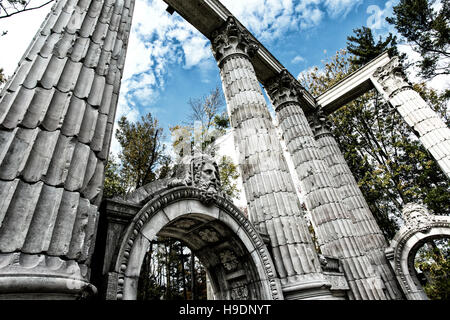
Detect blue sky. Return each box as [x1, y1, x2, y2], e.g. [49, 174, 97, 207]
[1, 0, 447, 156]
[116, 0, 399, 150]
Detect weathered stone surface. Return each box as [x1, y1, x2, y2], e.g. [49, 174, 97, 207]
[371, 56, 450, 179]
[265, 70, 389, 300]
[309, 111, 403, 299]
[0, 0, 134, 299]
[211, 17, 335, 299]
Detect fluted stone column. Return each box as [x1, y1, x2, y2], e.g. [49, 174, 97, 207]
[308, 111, 404, 299]
[371, 57, 450, 179]
[265, 70, 389, 300]
[0, 0, 133, 298]
[211, 18, 336, 300]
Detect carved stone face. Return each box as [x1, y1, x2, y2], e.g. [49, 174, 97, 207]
[197, 160, 220, 204]
[402, 203, 431, 228]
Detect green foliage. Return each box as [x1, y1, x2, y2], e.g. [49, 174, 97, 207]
[299, 46, 450, 240]
[217, 155, 241, 200]
[347, 26, 402, 67]
[386, 0, 450, 79]
[103, 154, 127, 199]
[170, 86, 241, 201]
[116, 113, 167, 190]
[137, 238, 207, 300]
[415, 238, 450, 299]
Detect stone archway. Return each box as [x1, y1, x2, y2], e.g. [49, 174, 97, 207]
[386, 203, 450, 300]
[109, 186, 282, 300]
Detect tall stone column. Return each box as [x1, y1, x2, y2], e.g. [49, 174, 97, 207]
[265, 70, 389, 300]
[211, 17, 336, 300]
[308, 111, 404, 299]
[371, 57, 450, 179]
[0, 0, 134, 298]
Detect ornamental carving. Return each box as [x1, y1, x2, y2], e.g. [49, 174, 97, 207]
[230, 281, 249, 300]
[401, 202, 434, 231]
[265, 69, 307, 109]
[372, 56, 411, 98]
[198, 228, 220, 243]
[220, 249, 239, 271]
[211, 16, 259, 65]
[173, 219, 196, 230]
[307, 109, 333, 138]
[168, 153, 223, 204]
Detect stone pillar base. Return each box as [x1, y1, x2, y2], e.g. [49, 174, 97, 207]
[0, 253, 96, 299]
[282, 280, 344, 300]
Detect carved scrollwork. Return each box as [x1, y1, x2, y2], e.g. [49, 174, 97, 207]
[307, 108, 333, 139]
[211, 16, 259, 65]
[265, 69, 307, 110]
[220, 249, 239, 271]
[372, 56, 412, 98]
[230, 281, 249, 300]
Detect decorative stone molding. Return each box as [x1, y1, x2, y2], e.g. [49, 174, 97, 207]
[265, 69, 305, 110]
[113, 186, 282, 300]
[211, 16, 259, 67]
[386, 202, 450, 300]
[372, 56, 412, 99]
[307, 109, 333, 139]
[168, 154, 223, 205]
[220, 249, 239, 271]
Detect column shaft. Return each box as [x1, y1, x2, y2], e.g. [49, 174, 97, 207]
[211, 18, 335, 299]
[372, 57, 450, 178]
[0, 0, 134, 298]
[310, 113, 403, 299]
[266, 71, 389, 300]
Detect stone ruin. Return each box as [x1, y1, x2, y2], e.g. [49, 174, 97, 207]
[0, 0, 449, 300]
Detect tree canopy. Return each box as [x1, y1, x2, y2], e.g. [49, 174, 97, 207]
[386, 0, 450, 80]
[299, 42, 449, 240]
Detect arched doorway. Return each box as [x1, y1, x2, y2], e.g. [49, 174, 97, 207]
[107, 186, 282, 300]
[386, 203, 450, 300]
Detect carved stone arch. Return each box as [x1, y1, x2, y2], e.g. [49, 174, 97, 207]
[110, 186, 283, 300]
[386, 210, 450, 300]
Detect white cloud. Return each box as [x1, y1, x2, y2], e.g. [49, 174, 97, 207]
[0, 2, 51, 76]
[366, 1, 395, 31]
[324, 0, 363, 19]
[292, 55, 305, 64]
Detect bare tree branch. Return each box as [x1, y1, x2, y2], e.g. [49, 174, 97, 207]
[0, 0, 54, 20]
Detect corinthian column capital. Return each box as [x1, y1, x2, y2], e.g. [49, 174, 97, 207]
[211, 17, 259, 66]
[307, 109, 333, 139]
[372, 56, 412, 98]
[265, 69, 308, 111]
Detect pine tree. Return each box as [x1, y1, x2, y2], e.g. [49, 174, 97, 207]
[386, 0, 450, 79]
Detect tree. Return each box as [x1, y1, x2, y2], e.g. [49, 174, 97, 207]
[415, 238, 450, 299]
[217, 155, 240, 200]
[103, 153, 127, 199]
[299, 47, 450, 240]
[347, 26, 402, 67]
[0, 0, 54, 20]
[102, 112, 170, 199]
[170, 86, 240, 200]
[386, 0, 450, 79]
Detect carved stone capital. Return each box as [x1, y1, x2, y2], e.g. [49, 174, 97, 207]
[307, 109, 333, 139]
[211, 17, 259, 66]
[372, 56, 411, 98]
[265, 69, 307, 110]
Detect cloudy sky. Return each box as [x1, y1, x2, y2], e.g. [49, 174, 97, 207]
[0, 0, 448, 158]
